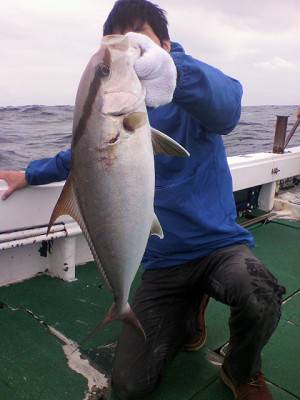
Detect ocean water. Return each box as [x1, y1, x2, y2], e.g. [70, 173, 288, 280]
[0, 105, 299, 170]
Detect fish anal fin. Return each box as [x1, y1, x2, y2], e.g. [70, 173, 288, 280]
[150, 214, 164, 239]
[151, 127, 190, 157]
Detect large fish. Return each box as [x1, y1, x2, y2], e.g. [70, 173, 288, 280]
[48, 34, 189, 338]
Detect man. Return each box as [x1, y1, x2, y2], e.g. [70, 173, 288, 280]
[0, 1, 285, 399]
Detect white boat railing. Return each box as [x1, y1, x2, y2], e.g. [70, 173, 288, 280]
[0, 224, 65, 243]
[0, 145, 300, 287]
[0, 223, 82, 251]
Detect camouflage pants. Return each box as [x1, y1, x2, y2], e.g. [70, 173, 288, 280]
[112, 244, 285, 400]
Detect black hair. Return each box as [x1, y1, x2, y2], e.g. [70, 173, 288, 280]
[103, 0, 170, 45]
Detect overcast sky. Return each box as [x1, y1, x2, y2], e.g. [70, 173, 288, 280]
[1, 0, 299, 106]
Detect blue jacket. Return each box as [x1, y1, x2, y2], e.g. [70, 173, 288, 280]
[26, 42, 254, 269]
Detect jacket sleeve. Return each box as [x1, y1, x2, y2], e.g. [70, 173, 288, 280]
[25, 149, 71, 185]
[171, 51, 243, 134]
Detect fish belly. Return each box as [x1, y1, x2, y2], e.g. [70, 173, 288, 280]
[73, 126, 154, 303]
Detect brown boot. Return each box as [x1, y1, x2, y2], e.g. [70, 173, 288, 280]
[220, 361, 273, 399]
[184, 293, 210, 352]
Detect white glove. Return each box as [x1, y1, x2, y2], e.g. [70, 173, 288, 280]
[126, 32, 177, 108]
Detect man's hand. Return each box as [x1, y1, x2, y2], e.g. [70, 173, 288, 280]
[126, 32, 177, 108]
[0, 171, 28, 200]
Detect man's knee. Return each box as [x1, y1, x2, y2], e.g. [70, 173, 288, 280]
[112, 381, 139, 400]
[240, 256, 285, 319]
[243, 286, 283, 327]
[112, 368, 158, 400]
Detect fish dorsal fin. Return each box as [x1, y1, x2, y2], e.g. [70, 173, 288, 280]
[150, 213, 164, 239]
[151, 127, 190, 157]
[47, 175, 113, 292]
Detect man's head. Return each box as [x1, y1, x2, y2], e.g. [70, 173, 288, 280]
[103, 0, 171, 51]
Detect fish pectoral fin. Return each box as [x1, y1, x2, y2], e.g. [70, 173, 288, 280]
[47, 174, 82, 234]
[151, 127, 190, 157]
[123, 112, 147, 132]
[150, 214, 164, 239]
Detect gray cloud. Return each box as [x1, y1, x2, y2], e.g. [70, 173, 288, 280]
[1, 0, 299, 106]
[163, 0, 300, 105]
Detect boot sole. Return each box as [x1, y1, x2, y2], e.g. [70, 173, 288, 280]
[220, 367, 238, 399]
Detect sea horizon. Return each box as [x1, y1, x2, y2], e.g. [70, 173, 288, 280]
[1, 104, 300, 170]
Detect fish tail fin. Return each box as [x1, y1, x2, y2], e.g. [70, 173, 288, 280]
[122, 304, 146, 340]
[79, 302, 146, 346]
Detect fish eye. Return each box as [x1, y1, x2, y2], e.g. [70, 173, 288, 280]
[97, 63, 110, 77]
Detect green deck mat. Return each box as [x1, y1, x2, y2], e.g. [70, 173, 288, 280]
[203, 300, 230, 350]
[263, 318, 300, 397]
[0, 219, 299, 399]
[0, 262, 130, 347]
[0, 308, 87, 400]
[282, 291, 300, 326]
[139, 352, 218, 400]
[251, 221, 300, 297]
[191, 378, 299, 400]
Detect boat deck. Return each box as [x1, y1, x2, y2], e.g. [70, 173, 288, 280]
[0, 216, 299, 400]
